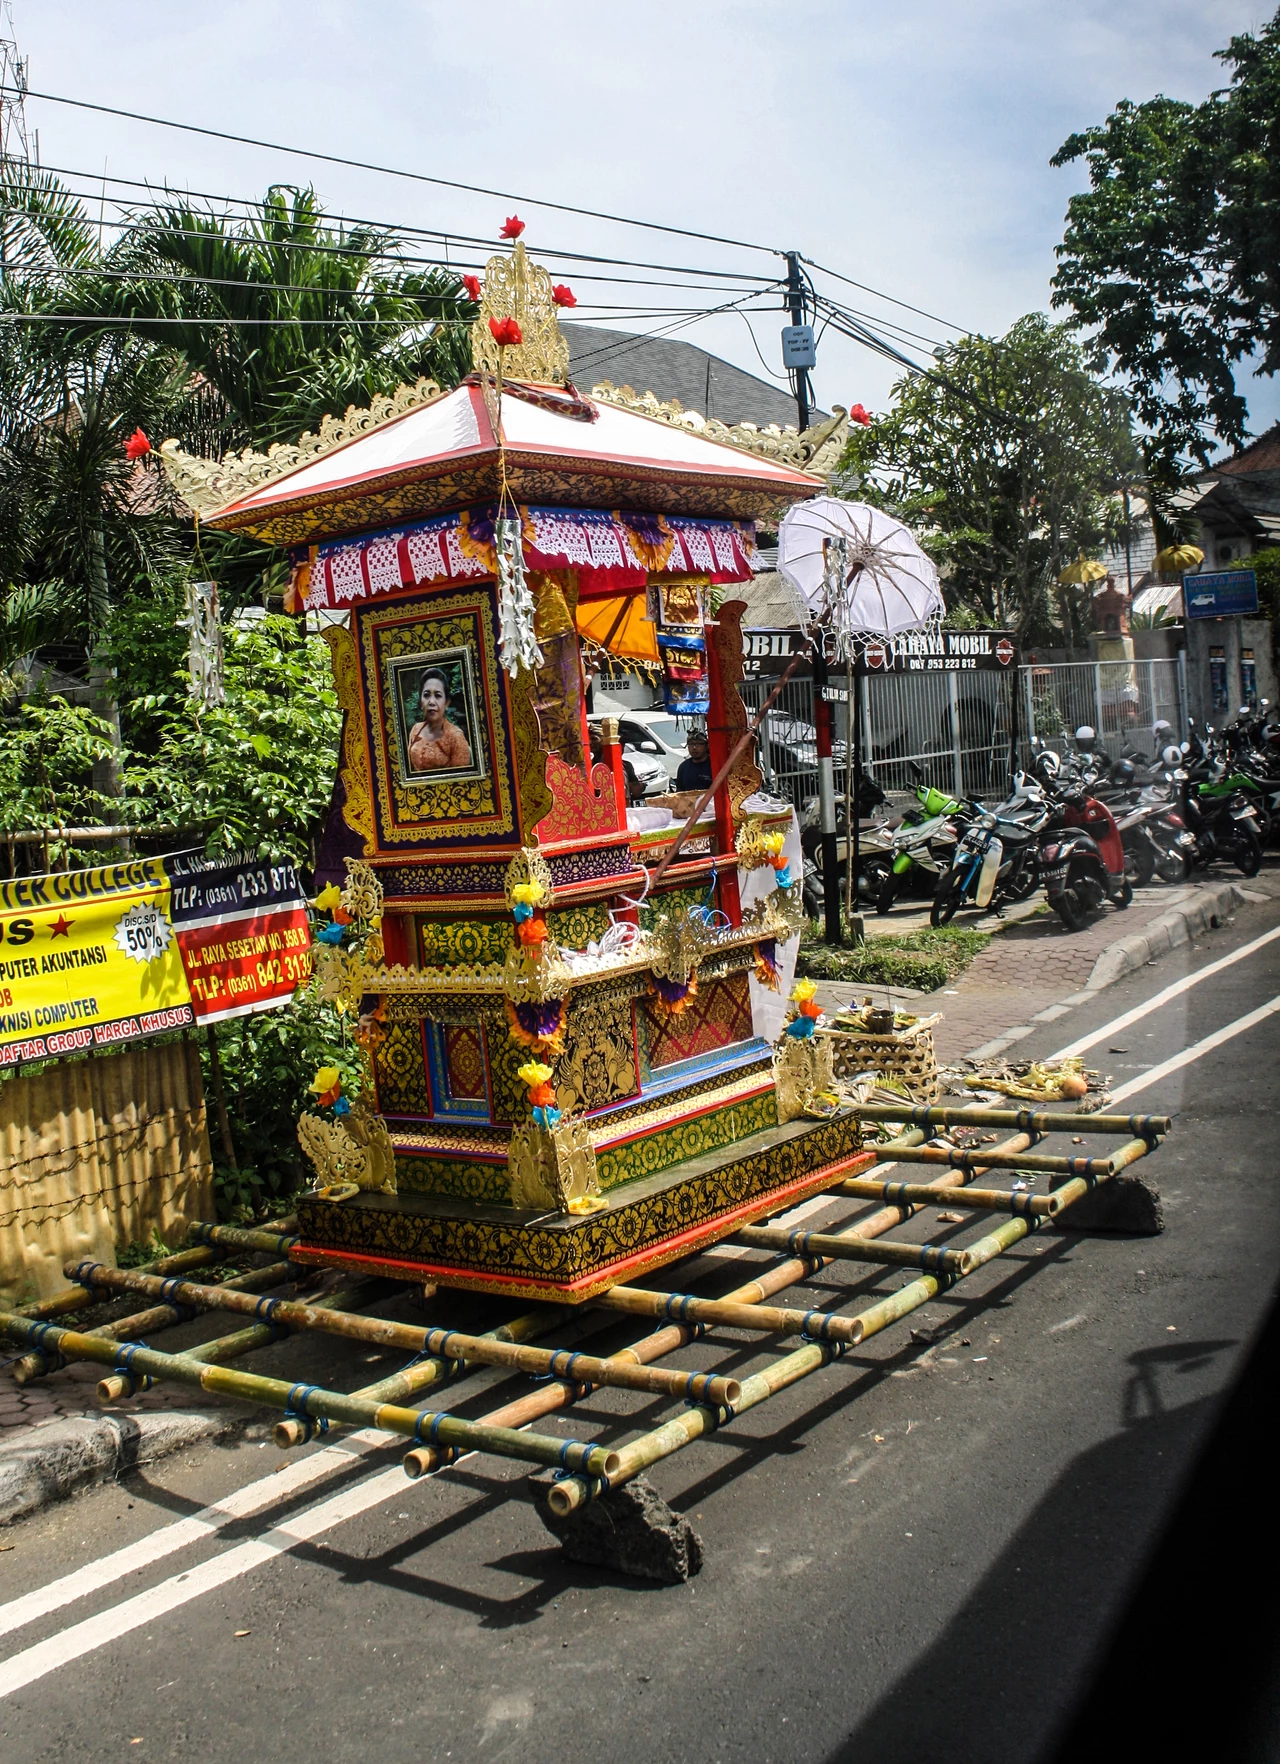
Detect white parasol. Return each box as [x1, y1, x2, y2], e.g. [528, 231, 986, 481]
[778, 496, 943, 654]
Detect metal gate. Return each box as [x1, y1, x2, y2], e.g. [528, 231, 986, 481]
[740, 657, 1186, 808]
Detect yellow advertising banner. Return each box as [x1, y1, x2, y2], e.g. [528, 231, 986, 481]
[0, 860, 195, 1068]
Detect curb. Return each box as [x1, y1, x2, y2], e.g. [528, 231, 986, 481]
[1085, 882, 1245, 991]
[0, 1409, 244, 1527]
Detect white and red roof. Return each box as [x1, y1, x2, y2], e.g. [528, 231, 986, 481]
[203, 379, 823, 546]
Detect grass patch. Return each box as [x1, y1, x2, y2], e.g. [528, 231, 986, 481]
[796, 923, 992, 992]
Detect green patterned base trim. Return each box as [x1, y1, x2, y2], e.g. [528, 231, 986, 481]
[397, 1153, 510, 1206]
[296, 1110, 868, 1290]
[595, 1088, 777, 1191]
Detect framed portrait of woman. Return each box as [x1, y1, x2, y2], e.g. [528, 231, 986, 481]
[388, 646, 489, 784]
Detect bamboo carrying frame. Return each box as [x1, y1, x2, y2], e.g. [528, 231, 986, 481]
[0, 1101, 1168, 1538]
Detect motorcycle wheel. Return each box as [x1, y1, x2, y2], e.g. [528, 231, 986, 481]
[1233, 826, 1263, 878]
[1004, 866, 1040, 904]
[1124, 841, 1155, 888]
[1053, 887, 1086, 933]
[875, 874, 898, 915]
[930, 868, 966, 928]
[802, 882, 823, 920]
[1156, 848, 1192, 884]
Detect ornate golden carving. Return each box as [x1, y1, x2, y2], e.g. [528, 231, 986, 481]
[503, 847, 556, 911]
[507, 1114, 602, 1213]
[773, 1035, 837, 1123]
[471, 240, 570, 388]
[298, 1099, 398, 1194]
[324, 625, 377, 856]
[159, 377, 444, 516]
[590, 384, 848, 477]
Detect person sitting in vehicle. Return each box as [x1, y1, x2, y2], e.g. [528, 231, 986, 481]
[675, 727, 712, 792]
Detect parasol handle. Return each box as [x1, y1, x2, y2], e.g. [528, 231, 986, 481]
[648, 649, 811, 891]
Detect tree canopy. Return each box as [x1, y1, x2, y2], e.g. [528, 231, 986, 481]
[1051, 10, 1280, 467]
[841, 314, 1137, 640]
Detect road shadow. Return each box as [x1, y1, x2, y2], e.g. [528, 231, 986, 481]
[823, 1333, 1241, 1764]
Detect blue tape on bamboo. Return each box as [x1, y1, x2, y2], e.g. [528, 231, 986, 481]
[254, 1296, 284, 1324]
[283, 1382, 328, 1437]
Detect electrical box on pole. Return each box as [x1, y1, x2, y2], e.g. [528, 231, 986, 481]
[784, 251, 813, 433]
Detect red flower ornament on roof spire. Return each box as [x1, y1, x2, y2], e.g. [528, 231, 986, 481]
[552, 284, 576, 309]
[500, 215, 525, 239]
[488, 315, 523, 347]
[124, 428, 152, 460]
[461, 273, 482, 301]
[848, 403, 872, 427]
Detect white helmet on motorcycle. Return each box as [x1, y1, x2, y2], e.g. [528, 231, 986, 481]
[1074, 725, 1096, 752]
[1161, 744, 1182, 768]
[1036, 748, 1062, 780]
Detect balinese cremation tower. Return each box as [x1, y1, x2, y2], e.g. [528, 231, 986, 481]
[164, 230, 868, 1300]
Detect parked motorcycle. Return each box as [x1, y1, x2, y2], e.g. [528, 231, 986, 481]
[875, 768, 970, 914]
[1039, 778, 1133, 931]
[929, 774, 1050, 926]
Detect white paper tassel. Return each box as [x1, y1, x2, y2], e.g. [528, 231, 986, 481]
[495, 516, 542, 677]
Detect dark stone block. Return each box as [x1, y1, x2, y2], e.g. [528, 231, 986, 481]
[1052, 1172, 1164, 1235]
[534, 1474, 704, 1583]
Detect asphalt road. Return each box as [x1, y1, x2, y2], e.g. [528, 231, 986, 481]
[2, 901, 1279, 1764]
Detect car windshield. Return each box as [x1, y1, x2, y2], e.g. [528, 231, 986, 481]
[642, 718, 687, 749]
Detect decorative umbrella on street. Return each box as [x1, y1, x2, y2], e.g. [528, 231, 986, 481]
[778, 496, 943, 656]
[1056, 552, 1109, 587]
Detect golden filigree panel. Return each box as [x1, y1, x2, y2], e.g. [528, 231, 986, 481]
[356, 592, 518, 846]
[323, 625, 376, 855]
[471, 241, 570, 387]
[555, 986, 639, 1116]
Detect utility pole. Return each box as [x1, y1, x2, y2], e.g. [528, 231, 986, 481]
[783, 251, 815, 433]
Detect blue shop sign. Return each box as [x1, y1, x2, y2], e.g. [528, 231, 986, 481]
[1183, 570, 1259, 619]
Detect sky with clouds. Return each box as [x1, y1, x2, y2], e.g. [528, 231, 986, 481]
[9, 1, 1277, 439]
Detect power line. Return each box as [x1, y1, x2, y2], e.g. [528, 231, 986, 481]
[3, 83, 782, 258]
[802, 255, 969, 336]
[4, 162, 780, 292]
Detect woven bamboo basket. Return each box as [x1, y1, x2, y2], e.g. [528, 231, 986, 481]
[822, 1013, 942, 1105]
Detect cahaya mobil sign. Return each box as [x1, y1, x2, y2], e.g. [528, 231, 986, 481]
[0, 853, 310, 1067]
[858, 630, 1018, 673]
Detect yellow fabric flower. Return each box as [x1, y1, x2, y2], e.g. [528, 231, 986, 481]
[312, 884, 343, 912]
[761, 832, 786, 858]
[791, 978, 819, 1005]
[510, 881, 546, 907]
[517, 1059, 554, 1087]
[308, 1064, 342, 1094]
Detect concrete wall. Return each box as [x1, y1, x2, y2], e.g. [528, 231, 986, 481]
[1184, 617, 1276, 726]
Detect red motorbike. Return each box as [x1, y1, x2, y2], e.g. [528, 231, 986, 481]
[1038, 787, 1133, 933]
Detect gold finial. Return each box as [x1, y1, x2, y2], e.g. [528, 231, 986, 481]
[471, 239, 570, 387]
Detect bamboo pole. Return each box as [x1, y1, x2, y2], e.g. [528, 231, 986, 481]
[402, 1135, 1016, 1479]
[0, 1313, 620, 1478]
[97, 1282, 375, 1404]
[837, 1175, 1061, 1217]
[593, 1284, 870, 1343]
[273, 1301, 596, 1449]
[61, 1263, 742, 1410]
[860, 1137, 1157, 1178]
[728, 1227, 972, 1276]
[187, 1222, 301, 1257]
[850, 1103, 1169, 1137]
[11, 1261, 294, 1387]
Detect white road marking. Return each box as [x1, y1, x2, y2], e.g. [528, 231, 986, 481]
[0, 1462, 410, 1699]
[0, 1429, 387, 1642]
[4, 954, 1279, 1697]
[1103, 994, 1280, 1105]
[1050, 922, 1280, 1061]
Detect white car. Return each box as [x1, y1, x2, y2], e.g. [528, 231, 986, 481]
[586, 714, 671, 799]
[609, 711, 692, 784]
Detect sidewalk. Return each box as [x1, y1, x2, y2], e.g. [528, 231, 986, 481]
[813, 863, 1279, 1063]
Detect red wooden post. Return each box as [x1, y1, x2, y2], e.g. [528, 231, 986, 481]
[704, 624, 743, 926]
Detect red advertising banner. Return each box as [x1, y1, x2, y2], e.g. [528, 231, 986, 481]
[166, 852, 311, 1026]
